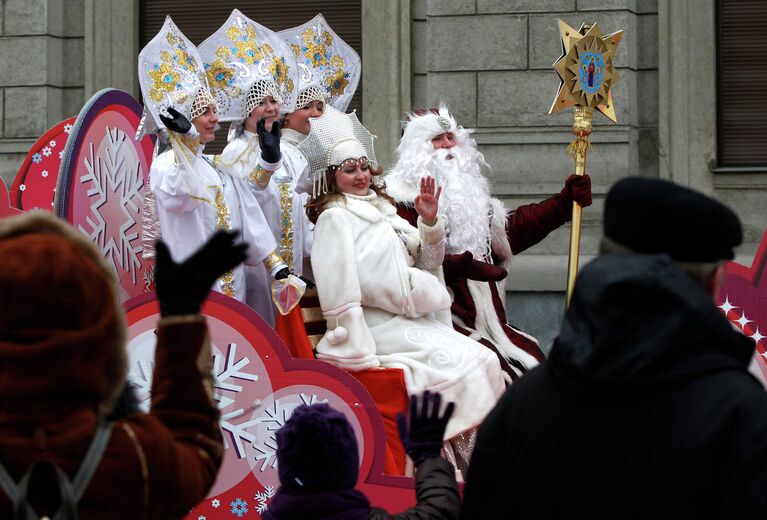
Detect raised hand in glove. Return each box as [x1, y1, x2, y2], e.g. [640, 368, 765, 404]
[159, 107, 193, 135]
[561, 173, 592, 207]
[274, 266, 315, 289]
[443, 251, 508, 283]
[257, 118, 282, 164]
[396, 391, 455, 466]
[155, 230, 248, 317]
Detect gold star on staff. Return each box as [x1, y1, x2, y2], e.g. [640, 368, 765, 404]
[549, 20, 623, 122]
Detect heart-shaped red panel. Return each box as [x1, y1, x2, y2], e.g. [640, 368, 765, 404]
[719, 229, 767, 387]
[125, 292, 417, 519]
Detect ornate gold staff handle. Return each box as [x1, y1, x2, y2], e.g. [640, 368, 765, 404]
[566, 107, 593, 307]
[548, 20, 622, 307]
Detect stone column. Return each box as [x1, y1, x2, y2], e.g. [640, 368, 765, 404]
[83, 0, 140, 99]
[361, 0, 411, 170]
[0, 0, 84, 186]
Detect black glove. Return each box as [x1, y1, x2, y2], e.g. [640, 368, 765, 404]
[159, 107, 193, 135]
[257, 118, 282, 164]
[155, 230, 248, 316]
[396, 391, 455, 466]
[274, 266, 315, 289]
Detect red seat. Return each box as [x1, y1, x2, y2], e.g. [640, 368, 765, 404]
[278, 288, 408, 475]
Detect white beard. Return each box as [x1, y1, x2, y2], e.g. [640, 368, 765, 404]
[386, 136, 495, 259]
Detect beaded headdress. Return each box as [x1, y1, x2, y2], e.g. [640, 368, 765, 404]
[298, 106, 376, 196]
[278, 14, 360, 111]
[198, 9, 298, 123]
[137, 16, 214, 131]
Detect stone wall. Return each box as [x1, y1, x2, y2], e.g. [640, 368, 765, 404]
[0, 0, 85, 187]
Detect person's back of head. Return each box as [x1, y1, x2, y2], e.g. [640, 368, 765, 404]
[275, 403, 360, 494]
[600, 176, 742, 291]
[0, 211, 127, 421]
[264, 403, 371, 520]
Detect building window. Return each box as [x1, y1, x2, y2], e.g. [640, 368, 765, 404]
[716, 0, 767, 168]
[139, 0, 362, 153]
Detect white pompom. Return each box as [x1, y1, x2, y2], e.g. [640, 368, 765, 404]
[327, 326, 348, 344]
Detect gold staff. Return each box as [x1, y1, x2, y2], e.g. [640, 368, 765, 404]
[549, 20, 623, 307]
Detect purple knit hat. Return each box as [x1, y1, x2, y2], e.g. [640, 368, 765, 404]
[276, 403, 360, 493]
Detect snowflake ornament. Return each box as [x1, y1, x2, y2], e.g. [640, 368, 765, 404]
[198, 516, 206, 520]
[32, 153, 42, 164]
[77, 126, 144, 285]
[49, 139, 56, 148]
[64, 124, 73, 133]
[41, 170, 48, 177]
[42, 147, 52, 157]
[255, 486, 275, 513]
[211, 499, 221, 508]
[251, 393, 328, 471]
[230, 498, 248, 517]
[19, 184, 26, 192]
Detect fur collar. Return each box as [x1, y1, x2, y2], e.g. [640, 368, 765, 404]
[383, 176, 418, 206]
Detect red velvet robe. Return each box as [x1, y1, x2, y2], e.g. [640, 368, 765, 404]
[397, 193, 574, 379]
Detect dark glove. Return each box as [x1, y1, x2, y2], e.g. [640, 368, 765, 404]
[396, 391, 455, 466]
[443, 251, 508, 282]
[257, 118, 282, 164]
[274, 266, 315, 289]
[561, 173, 592, 207]
[155, 230, 248, 316]
[159, 107, 193, 135]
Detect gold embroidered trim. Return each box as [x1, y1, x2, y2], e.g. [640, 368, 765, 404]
[249, 164, 273, 189]
[278, 181, 294, 268]
[264, 251, 284, 272]
[213, 186, 235, 297]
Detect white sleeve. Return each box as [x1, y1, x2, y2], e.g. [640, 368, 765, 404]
[312, 209, 379, 371]
[149, 151, 206, 214]
[416, 215, 446, 270]
[229, 176, 279, 266]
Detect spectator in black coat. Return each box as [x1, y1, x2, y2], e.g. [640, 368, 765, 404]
[461, 177, 767, 519]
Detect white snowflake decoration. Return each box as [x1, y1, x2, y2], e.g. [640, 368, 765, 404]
[78, 126, 144, 285]
[19, 184, 26, 192]
[251, 393, 328, 471]
[213, 342, 261, 458]
[49, 139, 57, 148]
[42, 146, 52, 157]
[64, 123, 73, 133]
[211, 499, 220, 508]
[41, 170, 48, 178]
[254, 486, 275, 513]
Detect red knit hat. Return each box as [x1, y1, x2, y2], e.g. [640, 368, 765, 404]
[0, 212, 127, 421]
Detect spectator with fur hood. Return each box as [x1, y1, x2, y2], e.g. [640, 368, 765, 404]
[0, 212, 246, 519]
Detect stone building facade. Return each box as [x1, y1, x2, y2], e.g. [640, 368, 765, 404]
[0, 0, 763, 350]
